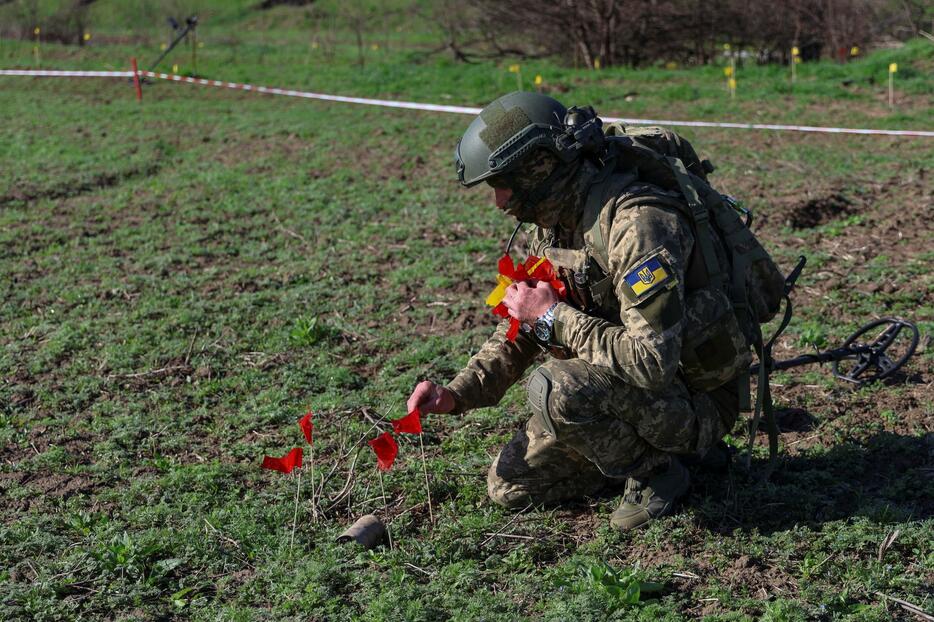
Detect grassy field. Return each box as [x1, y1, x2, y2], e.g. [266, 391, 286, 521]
[1, 3, 933, 620]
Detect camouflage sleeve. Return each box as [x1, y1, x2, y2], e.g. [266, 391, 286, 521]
[445, 319, 542, 415]
[552, 202, 693, 391]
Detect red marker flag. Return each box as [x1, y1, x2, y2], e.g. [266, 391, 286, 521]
[262, 447, 303, 474]
[392, 408, 422, 435]
[368, 432, 398, 471]
[298, 411, 314, 444]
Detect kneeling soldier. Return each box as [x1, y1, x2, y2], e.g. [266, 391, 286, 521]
[408, 92, 754, 530]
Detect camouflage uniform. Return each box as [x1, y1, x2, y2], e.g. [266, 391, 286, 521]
[446, 153, 740, 508]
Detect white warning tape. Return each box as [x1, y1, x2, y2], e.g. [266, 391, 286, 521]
[3, 68, 932, 138]
[0, 69, 133, 77]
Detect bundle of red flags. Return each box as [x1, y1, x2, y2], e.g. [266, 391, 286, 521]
[485, 254, 565, 341]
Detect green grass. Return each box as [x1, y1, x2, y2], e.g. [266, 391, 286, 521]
[1, 4, 932, 620]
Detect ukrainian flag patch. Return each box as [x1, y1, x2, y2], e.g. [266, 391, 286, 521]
[624, 255, 671, 297]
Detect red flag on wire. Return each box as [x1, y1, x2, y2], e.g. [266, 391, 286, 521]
[392, 408, 422, 435]
[368, 432, 398, 471]
[298, 411, 314, 444]
[262, 447, 303, 474]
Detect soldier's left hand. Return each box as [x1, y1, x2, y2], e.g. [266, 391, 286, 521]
[502, 280, 558, 324]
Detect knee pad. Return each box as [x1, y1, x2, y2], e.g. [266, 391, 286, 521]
[527, 367, 556, 437]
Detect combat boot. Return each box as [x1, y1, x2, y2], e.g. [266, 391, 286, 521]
[610, 456, 690, 531]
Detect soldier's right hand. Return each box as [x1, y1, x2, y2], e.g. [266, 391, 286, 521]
[407, 380, 455, 414]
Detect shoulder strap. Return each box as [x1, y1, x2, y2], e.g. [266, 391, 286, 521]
[582, 161, 618, 274]
[666, 156, 724, 292]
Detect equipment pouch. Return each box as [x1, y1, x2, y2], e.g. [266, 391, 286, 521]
[680, 288, 752, 392]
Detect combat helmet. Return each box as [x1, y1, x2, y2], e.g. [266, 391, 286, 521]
[454, 91, 606, 189]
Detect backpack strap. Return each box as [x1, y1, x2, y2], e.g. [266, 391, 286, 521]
[668, 156, 757, 415]
[666, 157, 724, 292]
[582, 160, 620, 275]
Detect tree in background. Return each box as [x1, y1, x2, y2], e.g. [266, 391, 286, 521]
[457, 0, 930, 67]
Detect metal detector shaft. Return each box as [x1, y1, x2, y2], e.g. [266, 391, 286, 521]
[749, 344, 874, 374]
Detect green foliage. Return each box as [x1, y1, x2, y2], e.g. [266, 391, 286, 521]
[289, 314, 332, 346]
[554, 559, 663, 606]
[797, 322, 829, 350]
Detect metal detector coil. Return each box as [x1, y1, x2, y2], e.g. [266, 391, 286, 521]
[751, 317, 920, 386]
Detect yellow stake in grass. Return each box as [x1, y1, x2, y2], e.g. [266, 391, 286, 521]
[33, 26, 40, 68]
[172, 63, 179, 74]
[83, 32, 91, 42]
[791, 46, 800, 84]
[534, 74, 543, 91]
[724, 63, 736, 98]
[888, 63, 897, 108]
[508, 63, 521, 90]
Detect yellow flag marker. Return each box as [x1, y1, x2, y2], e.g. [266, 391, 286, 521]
[534, 74, 543, 85]
[791, 46, 799, 57]
[34, 26, 40, 36]
[850, 46, 859, 56]
[889, 63, 898, 73]
[728, 77, 737, 91]
[371, 43, 379, 50]
[160, 43, 167, 51]
[723, 43, 731, 51]
[593, 58, 601, 70]
[172, 63, 179, 74]
[723, 66, 733, 77]
[83, 32, 91, 42]
[665, 61, 678, 70]
[508, 64, 520, 73]
[486, 274, 514, 307]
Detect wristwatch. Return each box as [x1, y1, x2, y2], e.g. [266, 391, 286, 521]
[533, 302, 559, 345]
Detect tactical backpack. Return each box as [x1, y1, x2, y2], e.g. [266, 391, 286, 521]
[582, 123, 793, 467]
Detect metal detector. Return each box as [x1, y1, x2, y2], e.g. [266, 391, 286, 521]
[751, 317, 920, 386]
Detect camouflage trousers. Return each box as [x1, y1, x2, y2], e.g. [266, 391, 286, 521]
[487, 358, 735, 509]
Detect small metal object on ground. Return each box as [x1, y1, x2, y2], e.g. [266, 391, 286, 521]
[337, 514, 387, 549]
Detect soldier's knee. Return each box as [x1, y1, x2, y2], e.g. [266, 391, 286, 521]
[527, 362, 589, 425]
[486, 456, 531, 509]
[527, 367, 557, 435]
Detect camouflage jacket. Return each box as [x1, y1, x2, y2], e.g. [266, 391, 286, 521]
[446, 172, 699, 415]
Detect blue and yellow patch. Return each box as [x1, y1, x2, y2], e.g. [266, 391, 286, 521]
[624, 256, 671, 297]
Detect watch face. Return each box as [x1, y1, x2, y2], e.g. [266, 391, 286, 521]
[534, 321, 550, 342]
